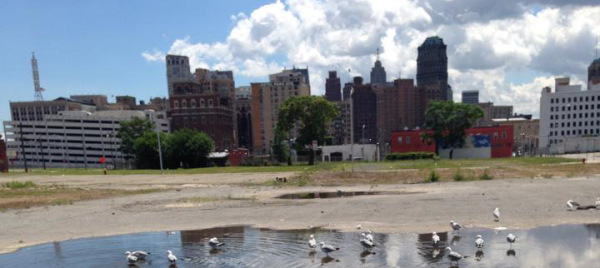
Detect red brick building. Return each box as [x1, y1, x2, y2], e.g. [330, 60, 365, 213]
[169, 82, 234, 151]
[391, 125, 514, 158]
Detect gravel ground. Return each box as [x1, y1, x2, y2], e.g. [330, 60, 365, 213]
[0, 172, 599, 254]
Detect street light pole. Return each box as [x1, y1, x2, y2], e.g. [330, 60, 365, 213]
[362, 124, 365, 145]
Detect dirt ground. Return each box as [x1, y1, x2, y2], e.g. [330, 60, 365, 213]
[0, 171, 599, 254]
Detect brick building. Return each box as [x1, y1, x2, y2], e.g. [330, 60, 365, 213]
[352, 78, 377, 144]
[325, 71, 342, 102]
[0, 135, 7, 172]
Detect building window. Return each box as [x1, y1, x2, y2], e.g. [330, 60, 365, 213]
[397, 137, 402, 143]
[406, 136, 411, 144]
[182, 100, 187, 108]
[493, 132, 498, 140]
[208, 99, 214, 107]
[174, 101, 179, 108]
[201, 116, 206, 124]
[191, 99, 196, 108]
[502, 131, 507, 139]
[200, 99, 205, 108]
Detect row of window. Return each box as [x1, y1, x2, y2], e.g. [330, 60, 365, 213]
[549, 128, 600, 138]
[550, 104, 600, 112]
[550, 121, 600, 128]
[550, 95, 599, 104]
[173, 99, 214, 109]
[550, 112, 600, 120]
[181, 116, 230, 125]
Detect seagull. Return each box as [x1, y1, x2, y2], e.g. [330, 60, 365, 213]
[567, 200, 580, 211]
[126, 252, 138, 263]
[432, 232, 440, 245]
[450, 221, 463, 233]
[475, 235, 485, 249]
[507, 233, 517, 248]
[308, 235, 317, 249]
[366, 230, 374, 242]
[125, 251, 150, 260]
[319, 242, 339, 256]
[595, 198, 600, 209]
[356, 224, 362, 230]
[209, 237, 225, 248]
[445, 247, 468, 265]
[360, 233, 375, 250]
[493, 208, 500, 222]
[166, 250, 177, 263]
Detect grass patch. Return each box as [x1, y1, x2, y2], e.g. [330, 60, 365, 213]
[2, 181, 36, 189]
[453, 170, 466, 182]
[427, 170, 440, 183]
[479, 170, 494, 180]
[0, 186, 162, 210]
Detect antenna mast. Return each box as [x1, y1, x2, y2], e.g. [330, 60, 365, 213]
[32, 52, 44, 101]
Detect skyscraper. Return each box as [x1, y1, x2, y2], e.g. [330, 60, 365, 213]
[417, 36, 452, 101]
[588, 58, 600, 89]
[370, 49, 386, 85]
[352, 78, 377, 144]
[325, 71, 342, 102]
[462, 90, 479, 104]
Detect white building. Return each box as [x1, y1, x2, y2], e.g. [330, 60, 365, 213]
[3, 110, 169, 169]
[540, 77, 600, 154]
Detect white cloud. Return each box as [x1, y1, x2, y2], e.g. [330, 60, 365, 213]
[143, 0, 600, 117]
[141, 49, 166, 62]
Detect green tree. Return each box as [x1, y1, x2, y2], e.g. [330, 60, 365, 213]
[276, 96, 339, 165]
[132, 131, 170, 169]
[271, 129, 289, 163]
[167, 129, 214, 168]
[423, 101, 484, 158]
[117, 117, 155, 156]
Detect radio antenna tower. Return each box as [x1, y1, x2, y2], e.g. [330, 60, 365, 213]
[32, 52, 44, 101]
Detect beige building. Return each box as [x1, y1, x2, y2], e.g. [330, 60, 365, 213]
[475, 102, 514, 126]
[329, 98, 353, 145]
[251, 68, 310, 154]
[493, 117, 539, 154]
[10, 98, 96, 122]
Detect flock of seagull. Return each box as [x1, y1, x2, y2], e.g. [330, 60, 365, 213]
[122, 198, 600, 265]
[125, 237, 224, 264]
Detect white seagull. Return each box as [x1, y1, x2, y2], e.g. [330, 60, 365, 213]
[445, 247, 468, 265]
[356, 224, 362, 230]
[308, 235, 317, 249]
[126, 252, 138, 263]
[209, 237, 225, 248]
[366, 230, 374, 242]
[432, 232, 440, 245]
[125, 251, 150, 260]
[475, 235, 485, 249]
[595, 198, 600, 209]
[567, 200, 580, 211]
[166, 250, 177, 263]
[319, 242, 339, 256]
[493, 208, 500, 221]
[507, 233, 517, 248]
[450, 221, 463, 233]
[360, 233, 375, 249]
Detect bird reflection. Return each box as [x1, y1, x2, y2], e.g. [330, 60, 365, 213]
[169, 264, 178, 268]
[507, 249, 516, 257]
[359, 250, 376, 263]
[321, 256, 338, 264]
[209, 248, 223, 255]
[475, 250, 484, 261]
[451, 235, 461, 245]
[309, 251, 317, 263]
[432, 248, 441, 258]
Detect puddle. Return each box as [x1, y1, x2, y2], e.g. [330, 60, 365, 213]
[277, 191, 411, 199]
[1, 224, 600, 267]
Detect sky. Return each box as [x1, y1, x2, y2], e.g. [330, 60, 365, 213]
[1, 0, 600, 137]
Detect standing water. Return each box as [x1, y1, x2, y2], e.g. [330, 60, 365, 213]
[1, 224, 599, 267]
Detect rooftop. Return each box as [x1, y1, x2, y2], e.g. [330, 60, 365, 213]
[422, 36, 444, 46]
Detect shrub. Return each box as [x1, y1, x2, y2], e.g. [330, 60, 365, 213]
[480, 170, 493, 180]
[427, 170, 440, 183]
[2, 181, 36, 189]
[386, 152, 435, 161]
[453, 170, 465, 181]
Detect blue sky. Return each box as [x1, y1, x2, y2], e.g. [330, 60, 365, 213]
[0, 0, 272, 136]
[2, 0, 599, 138]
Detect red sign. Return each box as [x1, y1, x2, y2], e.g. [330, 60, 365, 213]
[99, 157, 106, 164]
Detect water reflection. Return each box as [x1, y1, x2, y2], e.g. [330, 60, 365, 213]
[0, 224, 599, 267]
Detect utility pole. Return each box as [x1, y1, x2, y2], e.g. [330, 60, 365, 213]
[38, 139, 46, 170]
[19, 123, 28, 172]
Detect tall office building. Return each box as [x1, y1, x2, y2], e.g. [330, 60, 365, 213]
[166, 55, 195, 95]
[325, 71, 342, 102]
[370, 51, 387, 85]
[352, 78, 377, 144]
[251, 68, 311, 154]
[342, 82, 353, 101]
[233, 86, 253, 149]
[462, 90, 479, 104]
[417, 36, 452, 101]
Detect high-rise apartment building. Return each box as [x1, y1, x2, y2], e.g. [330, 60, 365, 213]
[251, 68, 311, 154]
[233, 86, 253, 149]
[373, 83, 401, 144]
[352, 78, 377, 144]
[325, 71, 342, 102]
[539, 77, 600, 154]
[417, 36, 452, 101]
[462, 90, 479, 104]
[166, 55, 195, 95]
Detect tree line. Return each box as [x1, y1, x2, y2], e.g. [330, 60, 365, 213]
[118, 117, 214, 169]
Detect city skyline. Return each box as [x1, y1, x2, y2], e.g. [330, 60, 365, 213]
[2, 0, 600, 136]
